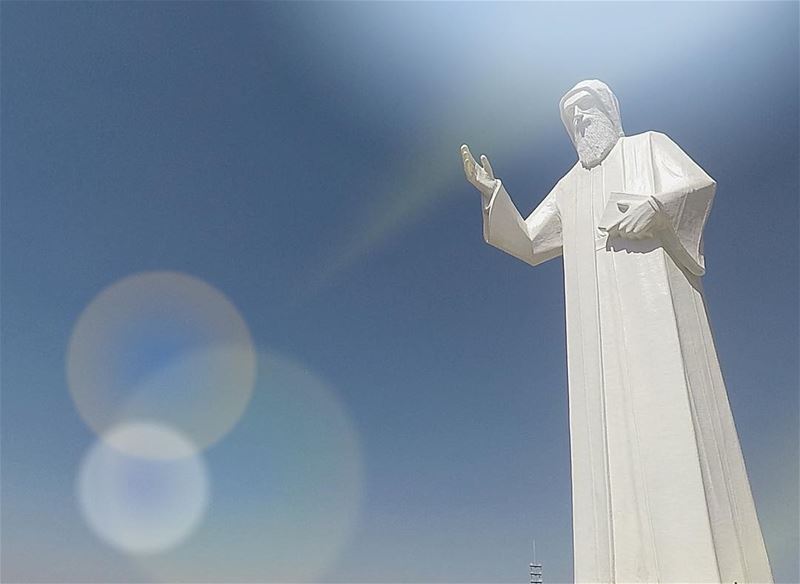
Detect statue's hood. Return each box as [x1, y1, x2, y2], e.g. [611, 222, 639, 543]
[559, 79, 625, 147]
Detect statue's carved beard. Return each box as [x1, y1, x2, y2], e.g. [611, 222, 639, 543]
[575, 117, 620, 168]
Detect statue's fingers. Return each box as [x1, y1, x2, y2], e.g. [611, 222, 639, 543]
[480, 155, 494, 178]
[604, 218, 622, 237]
[463, 157, 475, 178]
[461, 144, 477, 165]
[631, 218, 647, 234]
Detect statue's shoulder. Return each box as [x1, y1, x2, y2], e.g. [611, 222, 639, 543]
[562, 161, 582, 177]
[556, 162, 581, 189]
[623, 130, 672, 143]
[628, 130, 681, 147]
[621, 132, 686, 157]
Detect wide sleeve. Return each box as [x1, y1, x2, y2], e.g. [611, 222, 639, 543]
[650, 131, 716, 276]
[482, 178, 562, 267]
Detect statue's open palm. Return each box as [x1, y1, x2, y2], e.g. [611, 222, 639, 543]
[461, 144, 497, 196]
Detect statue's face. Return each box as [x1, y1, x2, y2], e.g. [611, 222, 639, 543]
[562, 90, 620, 168]
[562, 91, 604, 142]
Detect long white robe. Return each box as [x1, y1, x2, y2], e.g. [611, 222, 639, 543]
[483, 131, 773, 583]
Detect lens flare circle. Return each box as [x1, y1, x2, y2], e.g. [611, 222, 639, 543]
[77, 423, 209, 555]
[67, 271, 256, 455]
[143, 352, 363, 583]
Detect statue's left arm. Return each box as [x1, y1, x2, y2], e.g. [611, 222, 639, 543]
[612, 132, 715, 275]
[647, 131, 716, 276]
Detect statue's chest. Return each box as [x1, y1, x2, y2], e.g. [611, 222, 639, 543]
[556, 136, 658, 247]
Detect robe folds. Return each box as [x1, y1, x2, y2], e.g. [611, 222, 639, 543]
[483, 131, 773, 583]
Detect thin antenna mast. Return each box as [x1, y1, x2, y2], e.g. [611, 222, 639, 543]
[529, 539, 542, 584]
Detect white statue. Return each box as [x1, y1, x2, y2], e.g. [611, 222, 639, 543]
[462, 80, 773, 583]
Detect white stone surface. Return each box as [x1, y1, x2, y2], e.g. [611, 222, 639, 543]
[462, 80, 773, 583]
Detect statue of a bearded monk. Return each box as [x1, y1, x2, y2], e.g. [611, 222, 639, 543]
[461, 80, 773, 584]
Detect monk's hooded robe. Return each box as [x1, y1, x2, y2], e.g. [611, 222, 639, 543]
[482, 81, 772, 583]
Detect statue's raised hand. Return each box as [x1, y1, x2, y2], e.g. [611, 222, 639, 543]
[461, 144, 498, 196]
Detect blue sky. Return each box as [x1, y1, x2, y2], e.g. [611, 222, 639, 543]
[2, 2, 797, 582]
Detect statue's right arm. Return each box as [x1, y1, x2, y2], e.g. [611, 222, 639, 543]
[482, 179, 563, 267]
